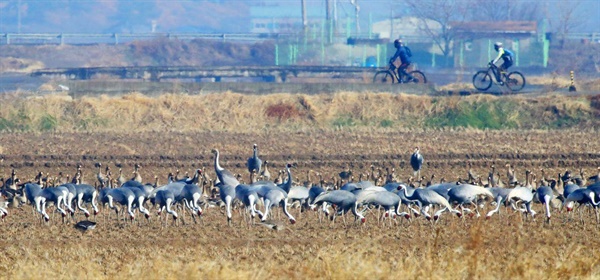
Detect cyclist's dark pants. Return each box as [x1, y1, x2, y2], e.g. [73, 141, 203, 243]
[397, 63, 414, 81]
[496, 59, 513, 81]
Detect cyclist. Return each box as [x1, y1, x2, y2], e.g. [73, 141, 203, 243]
[490, 42, 514, 85]
[389, 39, 416, 82]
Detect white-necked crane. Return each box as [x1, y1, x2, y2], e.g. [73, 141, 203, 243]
[247, 144, 263, 178]
[410, 147, 424, 178]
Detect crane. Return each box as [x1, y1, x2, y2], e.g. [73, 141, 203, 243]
[447, 184, 494, 217]
[410, 147, 424, 178]
[247, 144, 263, 177]
[313, 190, 365, 224]
[398, 184, 461, 221]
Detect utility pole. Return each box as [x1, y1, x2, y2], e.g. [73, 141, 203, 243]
[325, 0, 332, 43]
[301, 0, 307, 36]
[350, 0, 360, 36]
[17, 0, 22, 33]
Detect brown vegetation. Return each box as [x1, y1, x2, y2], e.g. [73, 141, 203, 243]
[1, 90, 600, 133]
[1, 130, 600, 279]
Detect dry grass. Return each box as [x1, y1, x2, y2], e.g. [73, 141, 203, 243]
[0, 57, 45, 73]
[1, 128, 600, 279]
[1, 91, 599, 133]
[0, 203, 599, 280]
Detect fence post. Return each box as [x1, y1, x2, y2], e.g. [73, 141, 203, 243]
[543, 37, 549, 67]
[275, 44, 279, 66]
[59, 33, 64, 45]
[431, 42, 436, 67]
[569, 71, 577, 92]
[6, 34, 9, 45]
[514, 39, 520, 67]
[114, 33, 119, 45]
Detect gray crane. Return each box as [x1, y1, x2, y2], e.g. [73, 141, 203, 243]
[105, 187, 136, 222]
[410, 147, 424, 178]
[261, 188, 296, 224]
[34, 187, 70, 222]
[247, 144, 263, 176]
[358, 190, 411, 222]
[397, 185, 461, 221]
[56, 183, 77, 216]
[506, 187, 536, 218]
[447, 184, 494, 217]
[73, 184, 99, 219]
[155, 189, 178, 225]
[485, 187, 513, 218]
[128, 186, 151, 220]
[536, 185, 554, 222]
[180, 183, 204, 223]
[235, 184, 263, 222]
[24, 183, 42, 214]
[212, 149, 240, 188]
[313, 190, 364, 224]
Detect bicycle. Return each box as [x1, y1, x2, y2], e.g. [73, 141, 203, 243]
[373, 64, 427, 84]
[472, 63, 526, 92]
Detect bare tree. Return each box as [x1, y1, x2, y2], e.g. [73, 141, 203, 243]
[549, 0, 588, 48]
[404, 0, 470, 64]
[469, 0, 542, 22]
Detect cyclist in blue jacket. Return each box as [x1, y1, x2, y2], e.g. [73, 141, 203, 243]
[490, 42, 514, 85]
[389, 39, 416, 82]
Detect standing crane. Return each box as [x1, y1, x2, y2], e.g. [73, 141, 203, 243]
[410, 147, 424, 178]
[247, 144, 263, 177]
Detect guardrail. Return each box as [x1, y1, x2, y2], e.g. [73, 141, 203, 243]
[563, 33, 600, 42]
[0, 32, 382, 45]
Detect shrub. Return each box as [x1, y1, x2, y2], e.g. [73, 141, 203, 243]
[265, 103, 303, 121]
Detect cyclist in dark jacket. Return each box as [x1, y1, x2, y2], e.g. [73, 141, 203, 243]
[389, 39, 416, 82]
[490, 42, 513, 85]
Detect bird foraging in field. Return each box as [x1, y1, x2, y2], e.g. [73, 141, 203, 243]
[258, 220, 290, 231]
[74, 220, 97, 235]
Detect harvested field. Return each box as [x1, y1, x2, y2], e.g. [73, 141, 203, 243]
[1, 130, 600, 279]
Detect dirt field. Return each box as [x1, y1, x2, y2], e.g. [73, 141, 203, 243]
[1, 130, 600, 279]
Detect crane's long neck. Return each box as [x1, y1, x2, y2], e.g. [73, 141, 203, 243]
[401, 187, 416, 201]
[165, 198, 176, 217]
[35, 197, 43, 214]
[91, 191, 99, 214]
[543, 195, 551, 219]
[253, 147, 258, 158]
[352, 201, 365, 221]
[283, 167, 292, 193]
[214, 151, 223, 172]
[282, 199, 295, 222]
[127, 196, 135, 218]
[590, 192, 600, 206]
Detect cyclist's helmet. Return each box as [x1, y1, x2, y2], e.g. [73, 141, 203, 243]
[394, 39, 403, 48]
[494, 42, 503, 51]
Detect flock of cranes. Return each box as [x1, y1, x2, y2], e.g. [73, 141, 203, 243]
[2, 144, 600, 230]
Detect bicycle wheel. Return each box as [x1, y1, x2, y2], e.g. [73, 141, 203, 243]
[506, 71, 526, 92]
[473, 71, 492, 91]
[373, 71, 396, 84]
[404, 70, 427, 84]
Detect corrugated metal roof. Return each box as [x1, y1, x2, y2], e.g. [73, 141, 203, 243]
[450, 21, 537, 34]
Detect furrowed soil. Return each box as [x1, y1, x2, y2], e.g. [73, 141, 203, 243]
[1, 130, 600, 279]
